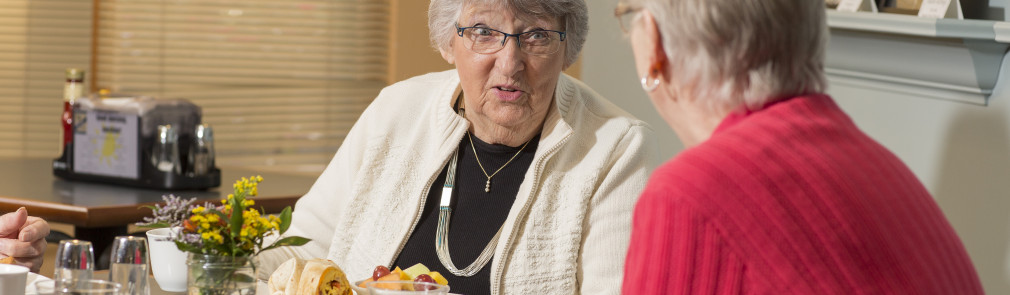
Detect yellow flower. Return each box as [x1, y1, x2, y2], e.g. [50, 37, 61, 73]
[169, 175, 294, 256]
[202, 231, 224, 244]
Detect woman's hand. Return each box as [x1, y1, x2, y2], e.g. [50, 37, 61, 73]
[0, 207, 50, 272]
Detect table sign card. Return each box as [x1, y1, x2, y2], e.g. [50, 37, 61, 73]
[836, 0, 878, 12]
[918, 0, 963, 19]
[73, 109, 140, 179]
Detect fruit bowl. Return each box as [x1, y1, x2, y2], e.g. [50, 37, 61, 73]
[351, 279, 370, 295]
[365, 280, 449, 294]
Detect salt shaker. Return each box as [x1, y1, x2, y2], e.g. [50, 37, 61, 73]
[151, 125, 180, 174]
[189, 124, 215, 176]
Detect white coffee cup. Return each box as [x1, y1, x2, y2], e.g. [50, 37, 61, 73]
[146, 227, 188, 292]
[0, 264, 29, 295]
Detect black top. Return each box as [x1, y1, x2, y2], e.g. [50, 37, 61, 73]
[392, 132, 540, 295]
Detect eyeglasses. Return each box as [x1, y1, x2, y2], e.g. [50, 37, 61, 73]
[455, 24, 567, 55]
[614, 2, 642, 34]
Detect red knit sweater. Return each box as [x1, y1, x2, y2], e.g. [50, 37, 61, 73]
[622, 94, 982, 294]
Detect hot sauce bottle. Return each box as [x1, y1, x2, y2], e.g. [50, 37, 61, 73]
[61, 68, 84, 156]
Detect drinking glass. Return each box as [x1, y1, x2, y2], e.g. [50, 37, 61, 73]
[35, 279, 121, 295]
[109, 236, 149, 295]
[53, 240, 94, 289]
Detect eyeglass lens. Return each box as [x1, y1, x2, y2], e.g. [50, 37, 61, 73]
[459, 27, 564, 55]
[614, 4, 640, 33]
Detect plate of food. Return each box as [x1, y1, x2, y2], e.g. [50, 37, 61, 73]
[265, 258, 453, 295]
[267, 258, 353, 295]
[351, 264, 450, 295]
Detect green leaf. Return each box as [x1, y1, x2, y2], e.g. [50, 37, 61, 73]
[278, 206, 293, 234]
[259, 236, 311, 253]
[135, 222, 171, 229]
[175, 241, 202, 254]
[229, 200, 243, 240]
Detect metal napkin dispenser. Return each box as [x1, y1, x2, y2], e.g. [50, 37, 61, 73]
[53, 95, 220, 189]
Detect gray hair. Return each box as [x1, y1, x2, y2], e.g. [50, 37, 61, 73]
[428, 0, 588, 68]
[630, 0, 827, 111]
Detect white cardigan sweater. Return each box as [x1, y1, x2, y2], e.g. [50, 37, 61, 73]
[259, 70, 656, 295]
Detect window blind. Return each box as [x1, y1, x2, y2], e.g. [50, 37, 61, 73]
[0, 0, 94, 157]
[95, 0, 389, 172]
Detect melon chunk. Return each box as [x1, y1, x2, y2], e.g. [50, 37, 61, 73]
[402, 263, 431, 280]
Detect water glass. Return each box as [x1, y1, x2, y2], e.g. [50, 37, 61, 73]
[53, 240, 95, 289]
[109, 236, 149, 295]
[35, 279, 121, 295]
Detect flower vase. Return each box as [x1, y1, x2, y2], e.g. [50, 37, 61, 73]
[186, 254, 256, 295]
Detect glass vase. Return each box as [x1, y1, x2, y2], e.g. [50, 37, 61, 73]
[186, 254, 256, 295]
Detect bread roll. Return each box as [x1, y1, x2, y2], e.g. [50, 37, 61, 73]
[295, 259, 352, 295]
[268, 258, 306, 295]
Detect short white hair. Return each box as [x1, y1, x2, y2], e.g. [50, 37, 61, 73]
[428, 0, 588, 68]
[631, 0, 827, 111]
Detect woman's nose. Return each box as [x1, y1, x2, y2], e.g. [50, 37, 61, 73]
[495, 37, 525, 75]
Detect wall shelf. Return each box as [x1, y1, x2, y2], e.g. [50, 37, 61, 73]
[826, 10, 1010, 105]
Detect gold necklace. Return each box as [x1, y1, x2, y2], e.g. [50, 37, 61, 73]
[467, 131, 531, 193]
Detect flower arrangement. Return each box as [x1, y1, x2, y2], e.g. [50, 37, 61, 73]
[140, 175, 310, 257]
[139, 176, 310, 295]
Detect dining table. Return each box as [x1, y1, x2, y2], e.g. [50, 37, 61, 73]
[0, 156, 319, 268]
[37, 270, 270, 295]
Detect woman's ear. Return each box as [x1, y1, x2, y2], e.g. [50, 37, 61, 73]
[639, 11, 668, 82]
[440, 48, 455, 64]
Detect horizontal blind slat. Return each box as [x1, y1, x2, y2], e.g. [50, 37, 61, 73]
[96, 0, 389, 168]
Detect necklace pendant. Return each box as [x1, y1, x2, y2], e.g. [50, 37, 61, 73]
[485, 179, 490, 193]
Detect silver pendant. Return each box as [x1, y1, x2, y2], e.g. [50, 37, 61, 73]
[485, 179, 490, 193]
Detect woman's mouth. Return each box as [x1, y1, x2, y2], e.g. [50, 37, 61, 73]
[493, 86, 523, 101]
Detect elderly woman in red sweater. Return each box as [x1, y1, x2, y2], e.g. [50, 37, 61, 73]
[616, 0, 983, 294]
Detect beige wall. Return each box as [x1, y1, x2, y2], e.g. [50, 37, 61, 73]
[388, 0, 581, 83]
[388, 0, 453, 83]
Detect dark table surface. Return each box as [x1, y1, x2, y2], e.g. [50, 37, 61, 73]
[0, 157, 318, 228]
[0, 156, 319, 266]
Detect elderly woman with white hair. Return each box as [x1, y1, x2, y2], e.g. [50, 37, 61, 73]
[616, 0, 982, 294]
[259, 0, 655, 294]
